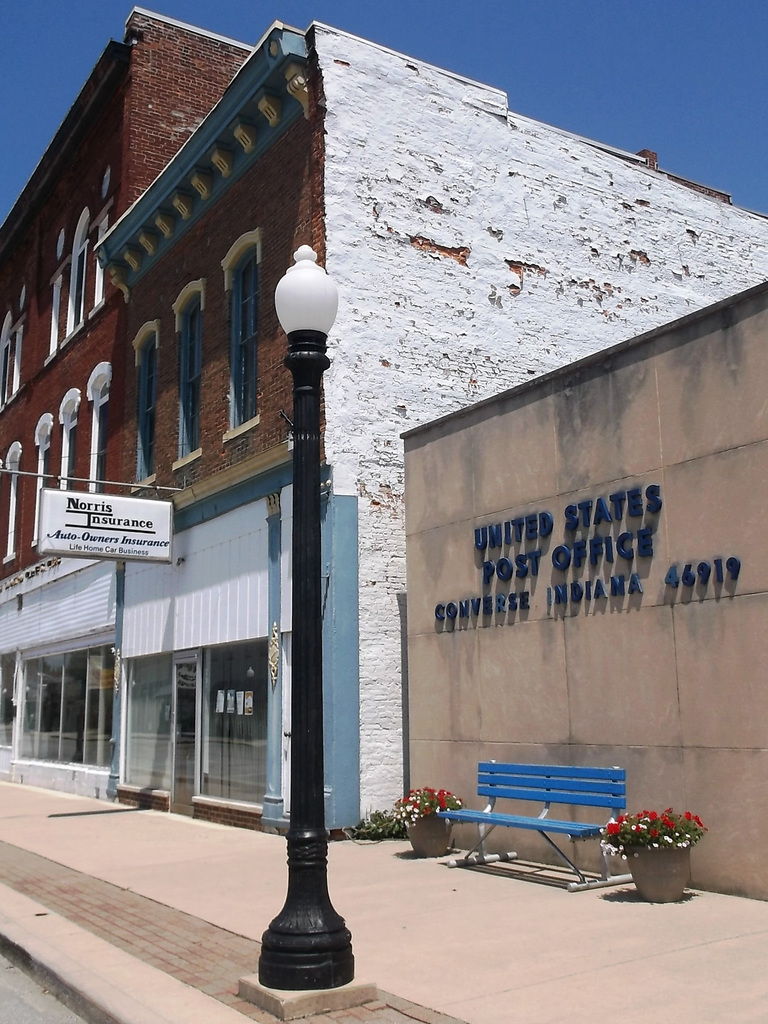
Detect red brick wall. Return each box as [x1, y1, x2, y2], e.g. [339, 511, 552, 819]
[0, 77, 130, 576]
[0, 13, 252, 581]
[122, 112, 324, 492]
[123, 12, 250, 204]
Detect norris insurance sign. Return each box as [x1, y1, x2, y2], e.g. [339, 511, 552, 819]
[39, 489, 173, 563]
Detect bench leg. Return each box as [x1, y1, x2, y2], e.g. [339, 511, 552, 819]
[446, 851, 519, 868]
[538, 831, 589, 887]
[567, 872, 634, 892]
[445, 822, 520, 869]
[537, 832, 632, 892]
[564, 841, 633, 892]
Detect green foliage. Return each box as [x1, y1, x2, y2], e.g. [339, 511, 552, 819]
[346, 809, 408, 841]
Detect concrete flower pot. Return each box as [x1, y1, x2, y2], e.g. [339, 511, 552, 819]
[629, 846, 692, 902]
[406, 815, 452, 857]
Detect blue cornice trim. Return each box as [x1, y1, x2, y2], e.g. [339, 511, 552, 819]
[175, 461, 293, 532]
[98, 26, 308, 291]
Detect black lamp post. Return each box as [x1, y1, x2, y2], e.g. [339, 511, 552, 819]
[258, 246, 354, 991]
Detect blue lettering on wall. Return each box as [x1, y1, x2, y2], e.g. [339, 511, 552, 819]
[617, 532, 634, 559]
[636, 527, 653, 557]
[609, 491, 626, 519]
[645, 484, 662, 513]
[552, 545, 571, 571]
[628, 573, 643, 595]
[626, 487, 644, 517]
[593, 496, 612, 525]
[496, 557, 513, 581]
[445, 481, 670, 627]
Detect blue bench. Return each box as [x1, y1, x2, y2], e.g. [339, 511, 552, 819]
[437, 761, 633, 892]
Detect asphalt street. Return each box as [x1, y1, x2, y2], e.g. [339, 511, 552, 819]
[0, 952, 87, 1024]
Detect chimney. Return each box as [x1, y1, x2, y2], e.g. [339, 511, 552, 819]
[637, 149, 658, 170]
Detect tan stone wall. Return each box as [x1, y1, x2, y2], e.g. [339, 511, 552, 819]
[404, 282, 768, 899]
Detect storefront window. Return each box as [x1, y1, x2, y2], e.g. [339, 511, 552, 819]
[126, 653, 172, 790]
[21, 646, 114, 766]
[0, 654, 15, 746]
[202, 640, 268, 803]
[85, 648, 114, 765]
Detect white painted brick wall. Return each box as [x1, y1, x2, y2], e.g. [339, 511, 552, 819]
[313, 25, 768, 815]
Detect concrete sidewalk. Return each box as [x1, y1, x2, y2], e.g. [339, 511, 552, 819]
[0, 784, 766, 1024]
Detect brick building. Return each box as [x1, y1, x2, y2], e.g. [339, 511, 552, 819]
[0, 10, 250, 796]
[2, 9, 768, 829]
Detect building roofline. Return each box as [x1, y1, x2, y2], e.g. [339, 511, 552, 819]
[127, 7, 252, 51]
[402, 276, 768, 444]
[0, 39, 131, 269]
[310, 21, 509, 106]
[98, 24, 309, 294]
[311, 22, 760, 217]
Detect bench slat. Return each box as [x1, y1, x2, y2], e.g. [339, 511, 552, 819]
[438, 808, 601, 837]
[478, 762, 625, 782]
[478, 784, 624, 809]
[479, 770, 626, 790]
[478, 774, 625, 797]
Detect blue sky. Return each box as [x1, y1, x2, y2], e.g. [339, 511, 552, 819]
[2, 1, 768, 225]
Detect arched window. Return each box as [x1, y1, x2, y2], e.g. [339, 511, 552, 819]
[222, 231, 261, 429]
[10, 321, 22, 398]
[172, 280, 205, 461]
[59, 388, 81, 489]
[87, 362, 111, 492]
[133, 324, 159, 481]
[67, 208, 90, 335]
[0, 313, 11, 407]
[93, 214, 109, 308]
[50, 276, 63, 356]
[33, 413, 54, 546]
[5, 441, 22, 561]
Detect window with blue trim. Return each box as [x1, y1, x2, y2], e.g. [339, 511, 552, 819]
[179, 300, 201, 458]
[137, 334, 157, 479]
[231, 251, 259, 426]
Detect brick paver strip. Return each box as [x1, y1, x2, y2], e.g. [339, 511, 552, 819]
[0, 840, 466, 1024]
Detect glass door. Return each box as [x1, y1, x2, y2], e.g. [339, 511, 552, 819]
[171, 658, 198, 815]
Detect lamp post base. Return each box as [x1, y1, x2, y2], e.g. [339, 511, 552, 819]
[258, 831, 354, 991]
[258, 943, 355, 992]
